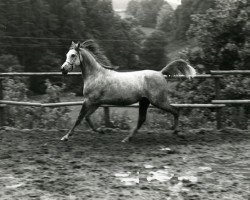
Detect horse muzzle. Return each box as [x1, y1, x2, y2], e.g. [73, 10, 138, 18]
[61, 67, 68, 75]
[61, 61, 74, 75]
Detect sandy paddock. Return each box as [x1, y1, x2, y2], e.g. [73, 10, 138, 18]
[0, 128, 249, 200]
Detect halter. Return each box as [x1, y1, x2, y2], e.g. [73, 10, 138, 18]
[65, 61, 74, 71]
[66, 48, 82, 72]
[75, 48, 85, 70]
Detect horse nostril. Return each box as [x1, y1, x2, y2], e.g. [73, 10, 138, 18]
[61, 67, 68, 75]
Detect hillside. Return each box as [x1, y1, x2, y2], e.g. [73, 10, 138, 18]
[112, 0, 181, 11]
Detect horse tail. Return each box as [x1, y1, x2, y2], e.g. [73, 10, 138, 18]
[161, 59, 196, 79]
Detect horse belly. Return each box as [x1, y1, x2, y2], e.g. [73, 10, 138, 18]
[101, 80, 143, 105]
[104, 89, 141, 105]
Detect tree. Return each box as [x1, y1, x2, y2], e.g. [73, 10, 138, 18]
[104, 18, 145, 69]
[81, 0, 115, 37]
[0, 54, 24, 72]
[139, 30, 168, 70]
[0, 0, 58, 67]
[0, 0, 145, 93]
[176, 0, 250, 128]
[126, 0, 165, 28]
[61, 0, 86, 38]
[156, 3, 174, 36]
[187, 0, 250, 70]
[126, 0, 140, 16]
[173, 0, 216, 41]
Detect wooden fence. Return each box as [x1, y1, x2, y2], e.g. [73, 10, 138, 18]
[0, 70, 249, 129]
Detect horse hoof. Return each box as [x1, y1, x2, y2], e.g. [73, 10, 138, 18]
[61, 136, 69, 141]
[121, 137, 131, 143]
[173, 130, 185, 139]
[96, 128, 105, 134]
[172, 130, 179, 135]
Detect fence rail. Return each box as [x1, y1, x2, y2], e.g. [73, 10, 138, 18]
[0, 100, 226, 108]
[211, 70, 250, 75]
[0, 70, 249, 130]
[212, 100, 250, 104]
[0, 72, 82, 77]
[0, 72, 223, 78]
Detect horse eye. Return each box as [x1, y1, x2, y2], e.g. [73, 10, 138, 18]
[71, 54, 76, 58]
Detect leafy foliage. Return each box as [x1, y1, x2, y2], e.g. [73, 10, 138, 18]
[3, 78, 71, 129]
[0, 0, 249, 130]
[139, 30, 168, 70]
[165, 0, 250, 129]
[168, 0, 250, 129]
[126, 0, 166, 28]
[156, 3, 174, 36]
[173, 0, 216, 40]
[0, 0, 144, 93]
[187, 0, 250, 70]
[102, 18, 145, 69]
[222, 76, 250, 100]
[0, 54, 24, 72]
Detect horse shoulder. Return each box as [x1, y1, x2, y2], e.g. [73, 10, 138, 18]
[83, 74, 107, 97]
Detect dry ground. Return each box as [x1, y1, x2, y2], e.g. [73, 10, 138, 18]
[0, 128, 250, 200]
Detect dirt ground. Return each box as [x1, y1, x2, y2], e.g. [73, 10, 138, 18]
[0, 127, 250, 200]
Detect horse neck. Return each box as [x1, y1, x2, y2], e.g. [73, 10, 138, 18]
[79, 48, 107, 80]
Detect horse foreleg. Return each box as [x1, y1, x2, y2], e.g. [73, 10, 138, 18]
[86, 117, 97, 131]
[122, 98, 150, 143]
[61, 100, 93, 141]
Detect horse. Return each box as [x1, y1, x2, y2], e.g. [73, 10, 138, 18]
[60, 40, 196, 142]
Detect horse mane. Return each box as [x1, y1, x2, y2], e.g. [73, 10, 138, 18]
[78, 40, 118, 70]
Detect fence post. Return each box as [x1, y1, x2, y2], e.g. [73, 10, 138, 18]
[239, 106, 247, 130]
[0, 78, 5, 127]
[214, 77, 222, 129]
[103, 107, 112, 127]
[233, 106, 247, 129]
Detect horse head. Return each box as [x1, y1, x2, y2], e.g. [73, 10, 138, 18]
[61, 40, 119, 75]
[61, 41, 81, 75]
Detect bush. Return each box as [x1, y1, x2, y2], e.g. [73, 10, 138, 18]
[169, 75, 249, 129]
[0, 54, 24, 72]
[3, 78, 71, 129]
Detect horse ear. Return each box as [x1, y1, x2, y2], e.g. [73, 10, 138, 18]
[70, 41, 76, 49]
[76, 42, 81, 51]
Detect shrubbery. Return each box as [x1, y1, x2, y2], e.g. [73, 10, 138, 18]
[168, 75, 249, 129]
[3, 78, 71, 129]
[168, 0, 250, 129]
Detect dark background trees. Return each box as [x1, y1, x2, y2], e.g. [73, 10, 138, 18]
[127, 0, 166, 28]
[0, 0, 144, 93]
[0, 0, 249, 128]
[0, 0, 249, 94]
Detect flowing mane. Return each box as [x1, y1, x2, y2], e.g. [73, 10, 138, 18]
[70, 40, 117, 70]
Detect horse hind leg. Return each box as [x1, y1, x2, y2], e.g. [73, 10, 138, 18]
[152, 100, 180, 134]
[122, 98, 150, 143]
[85, 107, 105, 134]
[169, 106, 180, 134]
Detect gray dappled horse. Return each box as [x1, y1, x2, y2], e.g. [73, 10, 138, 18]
[60, 41, 196, 142]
